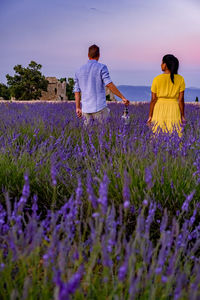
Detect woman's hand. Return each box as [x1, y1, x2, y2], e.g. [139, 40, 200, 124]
[147, 117, 152, 128]
[181, 116, 186, 124]
[147, 116, 152, 124]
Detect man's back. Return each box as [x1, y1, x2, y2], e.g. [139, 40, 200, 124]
[75, 44, 129, 120]
[74, 59, 112, 113]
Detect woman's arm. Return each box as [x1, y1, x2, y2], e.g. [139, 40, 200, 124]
[147, 92, 157, 123]
[178, 91, 185, 122]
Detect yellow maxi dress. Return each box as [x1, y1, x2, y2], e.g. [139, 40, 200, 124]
[151, 74, 185, 136]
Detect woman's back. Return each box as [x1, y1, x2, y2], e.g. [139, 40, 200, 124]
[151, 74, 185, 100]
[148, 54, 186, 136]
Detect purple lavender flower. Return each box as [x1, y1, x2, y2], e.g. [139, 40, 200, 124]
[145, 167, 153, 189]
[0, 263, 5, 271]
[67, 265, 84, 294]
[123, 170, 130, 209]
[160, 209, 168, 232]
[101, 236, 113, 268]
[182, 190, 195, 212]
[98, 173, 109, 215]
[18, 173, 30, 211]
[32, 194, 38, 218]
[130, 205, 135, 214]
[54, 265, 84, 300]
[145, 202, 156, 236]
[118, 262, 128, 281]
[75, 177, 82, 205]
[189, 209, 197, 227]
[51, 163, 57, 186]
[0, 204, 6, 226]
[92, 212, 100, 218]
[161, 275, 167, 283]
[87, 171, 97, 209]
[170, 180, 174, 189]
[174, 273, 187, 300]
[124, 201, 130, 209]
[143, 199, 148, 206]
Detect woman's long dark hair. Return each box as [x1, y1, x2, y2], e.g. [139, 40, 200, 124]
[162, 54, 179, 84]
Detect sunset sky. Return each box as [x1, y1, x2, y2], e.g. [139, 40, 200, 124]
[1, 0, 200, 87]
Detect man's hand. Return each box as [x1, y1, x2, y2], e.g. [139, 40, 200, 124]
[76, 108, 82, 118]
[106, 83, 130, 105]
[122, 97, 130, 106]
[75, 92, 82, 118]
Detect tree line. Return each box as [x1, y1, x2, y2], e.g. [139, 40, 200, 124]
[0, 61, 75, 100]
[3, 61, 198, 102]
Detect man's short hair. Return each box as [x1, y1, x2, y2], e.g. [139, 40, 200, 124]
[88, 45, 100, 58]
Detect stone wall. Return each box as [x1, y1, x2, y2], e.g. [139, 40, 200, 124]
[40, 77, 68, 101]
[105, 86, 116, 101]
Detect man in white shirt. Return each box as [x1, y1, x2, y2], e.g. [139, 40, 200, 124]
[74, 44, 129, 124]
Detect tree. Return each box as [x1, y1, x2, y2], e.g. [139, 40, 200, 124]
[106, 94, 111, 101]
[6, 61, 48, 100]
[195, 96, 199, 102]
[66, 78, 75, 100]
[0, 83, 10, 100]
[59, 77, 66, 83]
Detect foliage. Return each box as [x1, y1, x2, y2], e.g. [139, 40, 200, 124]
[59, 77, 66, 83]
[0, 102, 200, 298]
[106, 94, 111, 101]
[0, 83, 10, 100]
[195, 96, 199, 102]
[6, 61, 48, 100]
[66, 77, 75, 100]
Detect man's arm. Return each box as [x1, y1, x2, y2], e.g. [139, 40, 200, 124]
[147, 92, 157, 123]
[74, 73, 82, 118]
[106, 82, 129, 106]
[75, 92, 82, 118]
[179, 91, 185, 122]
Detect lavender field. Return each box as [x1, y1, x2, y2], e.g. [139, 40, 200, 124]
[1, 102, 200, 299]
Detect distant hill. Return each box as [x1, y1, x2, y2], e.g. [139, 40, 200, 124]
[117, 85, 200, 102]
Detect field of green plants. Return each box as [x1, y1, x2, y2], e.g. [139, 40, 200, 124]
[0, 102, 200, 299]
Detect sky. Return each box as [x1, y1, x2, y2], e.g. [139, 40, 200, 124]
[1, 0, 200, 87]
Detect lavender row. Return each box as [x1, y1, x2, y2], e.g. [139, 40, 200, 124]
[0, 102, 200, 298]
[0, 102, 199, 212]
[0, 173, 200, 299]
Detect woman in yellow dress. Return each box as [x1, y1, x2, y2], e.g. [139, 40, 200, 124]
[147, 54, 186, 136]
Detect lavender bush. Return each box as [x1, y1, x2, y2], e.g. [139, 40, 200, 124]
[0, 102, 200, 299]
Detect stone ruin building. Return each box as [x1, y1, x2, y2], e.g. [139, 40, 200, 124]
[40, 77, 116, 101]
[105, 87, 116, 102]
[40, 77, 68, 101]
